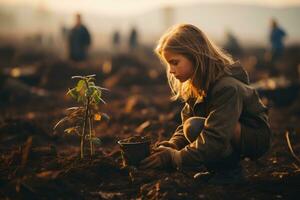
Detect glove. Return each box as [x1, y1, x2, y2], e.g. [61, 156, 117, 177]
[140, 146, 181, 169]
[154, 141, 179, 150]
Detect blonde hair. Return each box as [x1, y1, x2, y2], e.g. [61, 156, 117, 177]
[155, 24, 235, 101]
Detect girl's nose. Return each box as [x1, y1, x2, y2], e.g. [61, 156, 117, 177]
[169, 66, 176, 74]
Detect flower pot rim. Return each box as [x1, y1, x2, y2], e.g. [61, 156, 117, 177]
[117, 139, 151, 145]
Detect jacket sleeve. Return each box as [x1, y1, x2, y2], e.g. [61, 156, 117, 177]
[175, 85, 243, 168]
[168, 103, 191, 150]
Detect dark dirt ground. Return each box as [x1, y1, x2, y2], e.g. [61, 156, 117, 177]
[0, 44, 300, 199]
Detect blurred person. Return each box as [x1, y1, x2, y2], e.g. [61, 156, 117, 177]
[140, 24, 271, 184]
[269, 18, 286, 62]
[128, 27, 138, 51]
[112, 30, 121, 52]
[68, 13, 91, 61]
[61, 23, 69, 41]
[224, 30, 242, 58]
[59, 22, 70, 58]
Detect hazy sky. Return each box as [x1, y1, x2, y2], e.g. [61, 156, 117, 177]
[1, 0, 299, 47]
[1, 0, 300, 16]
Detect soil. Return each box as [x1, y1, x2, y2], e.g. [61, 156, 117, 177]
[0, 45, 300, 199]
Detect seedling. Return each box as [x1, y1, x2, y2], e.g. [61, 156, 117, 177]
[54, 74, 109, 159]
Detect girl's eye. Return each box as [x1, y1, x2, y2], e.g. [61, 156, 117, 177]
[170, 60, 179, 65]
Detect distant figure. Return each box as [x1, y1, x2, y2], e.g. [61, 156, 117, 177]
[129, 27, 138, 50]
[269, 18, 286, 62]
[112, 30, 121, 50]
[224, 31, 242, 57]
[68, 13, 91, 61]
[61, 24, 69, 41]
[60, 23, 69, 58]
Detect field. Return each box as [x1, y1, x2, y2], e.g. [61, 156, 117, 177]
[0, 45, 300, 199]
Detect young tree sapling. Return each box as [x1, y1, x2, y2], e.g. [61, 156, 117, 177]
[54, 74, 109, 159]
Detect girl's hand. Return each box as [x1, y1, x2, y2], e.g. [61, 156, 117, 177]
[140, 146, 180, 169]
[154, 141, 179, 150]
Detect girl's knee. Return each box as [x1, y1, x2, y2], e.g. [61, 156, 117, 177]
[183, 117, 205, 143]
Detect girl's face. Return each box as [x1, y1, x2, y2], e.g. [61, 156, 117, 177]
[163, 51, 195, 83]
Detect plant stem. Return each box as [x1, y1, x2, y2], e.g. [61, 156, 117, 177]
[88, 111, 94, 156]
[91, 116, 95, 155]
[81, 96, 90, 159]
[80, 79, 90, 159]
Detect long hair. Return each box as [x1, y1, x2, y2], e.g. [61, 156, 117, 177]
[155, 24, 235, 101]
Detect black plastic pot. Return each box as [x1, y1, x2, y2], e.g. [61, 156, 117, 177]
[118, 136, 151, 166]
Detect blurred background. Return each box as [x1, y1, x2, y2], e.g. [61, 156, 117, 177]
[1, 0, 300, 108]
[1, 0, 300, 49]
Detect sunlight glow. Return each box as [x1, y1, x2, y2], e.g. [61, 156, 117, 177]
[1, 0, 299, 16]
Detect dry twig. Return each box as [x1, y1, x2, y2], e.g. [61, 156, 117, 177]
[285, 130, 300, 164]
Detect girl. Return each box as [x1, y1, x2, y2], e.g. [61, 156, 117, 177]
[140, 24, 271, 176]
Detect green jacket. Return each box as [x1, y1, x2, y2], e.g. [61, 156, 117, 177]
[170, 63, 270, 168]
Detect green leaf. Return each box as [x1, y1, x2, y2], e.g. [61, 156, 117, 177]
[86, 88, 94, 97]
[93, 91, 102, 104]
[77, 95, 85, 102]
[76, 80, 85, 92]
[99, 97, 106, 104]
[67, 88, 79, 100]
[97, 89, 102, 97]
[89, 89, 99, 103]
[88, 81, 95, 87]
